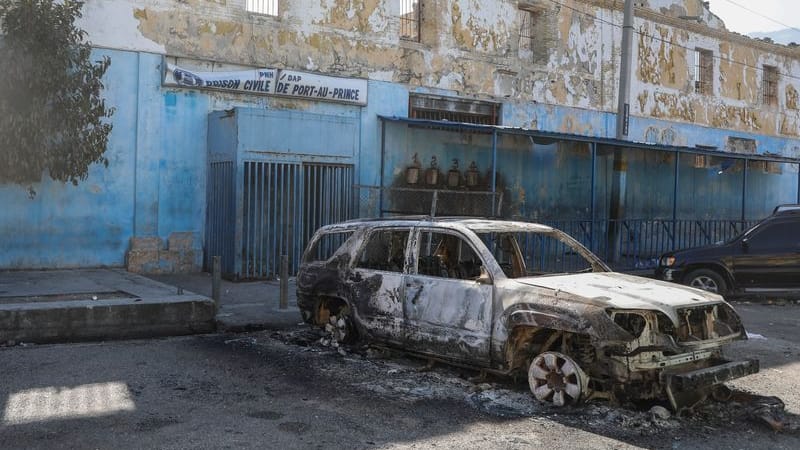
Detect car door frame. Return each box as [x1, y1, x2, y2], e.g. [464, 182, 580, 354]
[733, 218, 800, 291]
[402, 226, 495, 366]
[346, 226, 413, 347]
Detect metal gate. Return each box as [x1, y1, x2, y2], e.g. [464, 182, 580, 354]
[240, 161, 355, 278]
[205, 161, 236, 275]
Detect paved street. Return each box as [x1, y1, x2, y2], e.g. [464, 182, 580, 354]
[1, 301, 799, 450]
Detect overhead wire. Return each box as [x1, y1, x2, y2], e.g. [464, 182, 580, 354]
[718, 0, 800, 36]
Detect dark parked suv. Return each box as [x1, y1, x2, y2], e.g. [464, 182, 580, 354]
[656, 205, 800, 296]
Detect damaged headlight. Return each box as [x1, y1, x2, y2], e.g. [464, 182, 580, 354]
[608, 310, 648, 338]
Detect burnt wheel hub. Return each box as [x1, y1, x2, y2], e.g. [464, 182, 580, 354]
[528, 351, 586, 407]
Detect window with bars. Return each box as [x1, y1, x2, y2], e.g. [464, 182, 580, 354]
[400, 0, 420, 41]
[693, 48, 713, 95]
[517, 3, 554, 64]
[763, 65, 778, 107]
[409, 94, 500, 125]
[246, 0, 278, 16]
[518, 9, 535, 53]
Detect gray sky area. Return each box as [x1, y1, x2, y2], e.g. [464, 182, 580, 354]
[708, 0, 800, 34]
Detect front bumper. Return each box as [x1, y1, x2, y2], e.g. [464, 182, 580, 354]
[663, 358, 759, 411]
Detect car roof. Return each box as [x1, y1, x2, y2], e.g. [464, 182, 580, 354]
[772, 204, 800, 216]
[316, 216, 556, 233]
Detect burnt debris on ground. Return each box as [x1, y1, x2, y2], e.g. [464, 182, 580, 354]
[257, 326, 798, 437]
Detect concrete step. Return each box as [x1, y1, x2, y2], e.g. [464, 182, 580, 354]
[0, 269, 216, 344]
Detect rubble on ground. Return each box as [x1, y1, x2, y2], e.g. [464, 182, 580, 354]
[261, 327, 798, 436]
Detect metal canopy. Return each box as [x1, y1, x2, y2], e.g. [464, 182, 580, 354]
[377, 115, 800, 164]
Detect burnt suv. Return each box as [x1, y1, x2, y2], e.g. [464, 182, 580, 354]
[656, 206, 800, 297]
[297, 217, 758, 411]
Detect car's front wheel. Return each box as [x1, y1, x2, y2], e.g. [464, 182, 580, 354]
[528, 351, 587, 407]
[684, 268, 727, 295]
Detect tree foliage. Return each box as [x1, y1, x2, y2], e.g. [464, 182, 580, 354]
[0, 0, 113, 187]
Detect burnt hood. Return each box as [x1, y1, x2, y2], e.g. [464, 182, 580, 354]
[512, 272, 725, 324]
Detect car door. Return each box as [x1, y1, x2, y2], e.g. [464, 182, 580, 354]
[403, 228, 493, 365]
[347, 227, 411, 346]
[732, 219, 800, 290]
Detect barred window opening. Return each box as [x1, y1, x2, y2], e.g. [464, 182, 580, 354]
[693, 48, 713, 95]
[409, 94, 500, 126]
[246, 0, 278, 16]
[517, 3, 555, 64]
[763, 65, 778, 107]
[519, 10, 535, 53]
[400, 0, 420, 41]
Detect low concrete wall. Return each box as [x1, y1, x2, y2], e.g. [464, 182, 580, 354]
[0, 296, 216, 344]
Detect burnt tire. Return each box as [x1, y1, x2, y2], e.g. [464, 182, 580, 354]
[327, 306, 358, 345]
[684, 268, 727, 295]
[528, 351, 587, 407]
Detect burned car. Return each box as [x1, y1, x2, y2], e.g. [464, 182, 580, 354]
[297, 218, 758, 410]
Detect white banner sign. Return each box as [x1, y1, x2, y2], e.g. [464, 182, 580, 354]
[165, 64, 277, 94]
[274, 70, 367, 105]
[164, 64, 368, 105]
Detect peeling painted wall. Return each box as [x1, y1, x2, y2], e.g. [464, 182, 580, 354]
[4, 0, 799, 269]
[77, 0, 800, 156]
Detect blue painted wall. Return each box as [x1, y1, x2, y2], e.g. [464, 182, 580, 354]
[1, 46, 797, 269]
[0, 49, 210, 268]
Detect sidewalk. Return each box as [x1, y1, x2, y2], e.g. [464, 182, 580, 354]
[0, 269, 302, 345]
[146, 273, 302, 331]
[0, 269, 216, 344]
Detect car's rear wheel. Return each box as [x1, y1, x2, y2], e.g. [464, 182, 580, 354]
[685, 268, 727, 294]
[528, 351, 587, 407]
[327, 305, 357, 344]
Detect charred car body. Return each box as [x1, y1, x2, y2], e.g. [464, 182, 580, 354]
[297, 218, 758, 410]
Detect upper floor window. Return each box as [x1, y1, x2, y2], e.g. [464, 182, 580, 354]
[518, 3, 553, 64]
[763, 65, 778, 107]
[518, 9, 535, 54]
[693, 48, 713, 95]
[400, 1, 420, 41]
[246, 0, 278, 16]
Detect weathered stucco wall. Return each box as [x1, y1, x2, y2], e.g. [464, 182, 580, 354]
[78, 0, 800, 156]
[3, 1, 797, 269]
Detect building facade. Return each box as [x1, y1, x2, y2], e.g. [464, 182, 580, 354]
[1, 0, 798, 275]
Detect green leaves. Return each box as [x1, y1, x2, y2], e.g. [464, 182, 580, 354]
[0, 0, 113, 190]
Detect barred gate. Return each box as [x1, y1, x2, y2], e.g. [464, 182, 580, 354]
[205, 161, 236, 275]
[239, 161, 355, 278]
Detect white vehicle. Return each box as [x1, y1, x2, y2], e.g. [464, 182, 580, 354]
[297, 217, 758, 411]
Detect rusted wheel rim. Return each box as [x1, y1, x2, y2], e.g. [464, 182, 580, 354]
[690, 275, 719, 293]
[528, 352, 585, 406]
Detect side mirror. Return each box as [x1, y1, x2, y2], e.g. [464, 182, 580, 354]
[741, 238, 749, 252]
[476, 267, 493, 285]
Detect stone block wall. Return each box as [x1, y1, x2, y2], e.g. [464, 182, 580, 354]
[126, 232, 201, 274]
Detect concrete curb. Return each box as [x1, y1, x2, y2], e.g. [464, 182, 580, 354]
[0, 296, 216, 344]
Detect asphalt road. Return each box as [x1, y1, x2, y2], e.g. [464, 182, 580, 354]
[1, 301, 799, 450]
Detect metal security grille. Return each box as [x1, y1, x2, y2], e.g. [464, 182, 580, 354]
[409, 94, 500, 126]
[246, 0, 278, 16]
[240, 161, 355, 278]
[206, 162, 236, 274]
[518, 9, 534, 53]
[302, 163, 356, 253]
[400, 0, 420, 41]
[763, 65, 778, 106]
[694, 49, 713, 95]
